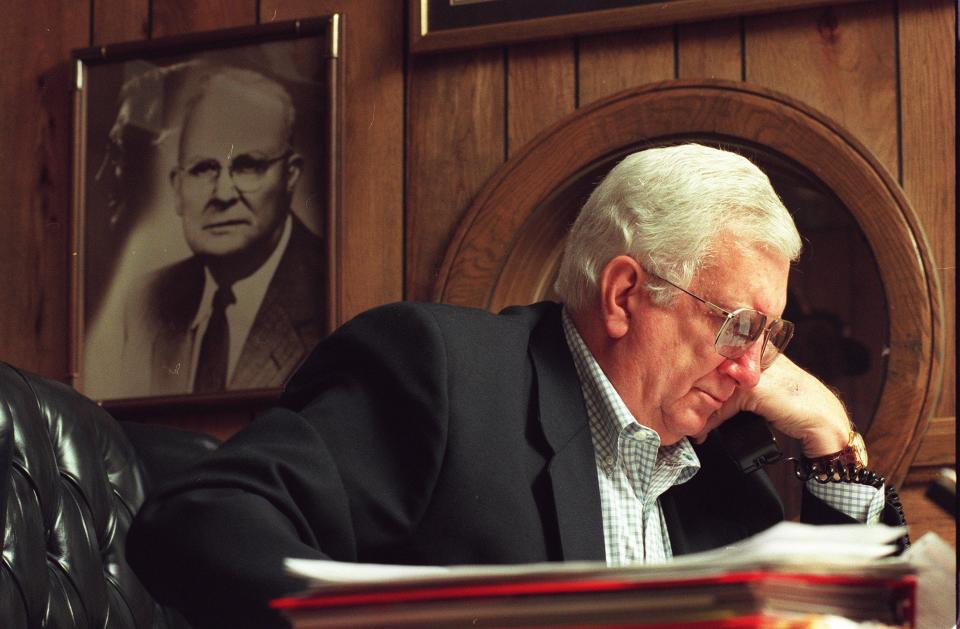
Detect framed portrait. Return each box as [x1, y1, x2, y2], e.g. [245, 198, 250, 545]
[409, 0, 867, 53]
[70, 16, 341, 408]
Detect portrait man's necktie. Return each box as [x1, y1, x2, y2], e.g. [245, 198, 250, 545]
[193, 284, 235, 393]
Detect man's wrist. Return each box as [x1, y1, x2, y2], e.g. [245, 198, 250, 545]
[799, 429, 870, 483]
[800, 423, 853, 457]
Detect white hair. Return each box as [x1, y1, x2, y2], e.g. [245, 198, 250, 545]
[553, 143, 803, 311]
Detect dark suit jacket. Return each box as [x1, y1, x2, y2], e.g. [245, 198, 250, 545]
[122, 217, 325, 395]
[127, 301, 851, 629]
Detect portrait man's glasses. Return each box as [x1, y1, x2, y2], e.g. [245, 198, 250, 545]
[650, 272, 794, 369]
[179, 149, 292, 193]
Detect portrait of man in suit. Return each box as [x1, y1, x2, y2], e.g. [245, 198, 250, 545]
[111, 66, 327, 397]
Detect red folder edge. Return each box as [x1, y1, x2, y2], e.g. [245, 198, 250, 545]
[271, 569, 917, 625]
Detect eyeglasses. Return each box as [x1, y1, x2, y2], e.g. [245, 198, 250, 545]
[179, 149, 292, 193]
[650, 273, 794, 369]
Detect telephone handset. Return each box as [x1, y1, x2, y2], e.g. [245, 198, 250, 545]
[714, 412, 784, 474]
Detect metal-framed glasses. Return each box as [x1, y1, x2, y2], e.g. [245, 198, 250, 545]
[652, 273, 794, 369]
[179, 149, 292, 193]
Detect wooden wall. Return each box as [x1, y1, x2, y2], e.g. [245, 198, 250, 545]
[0, 0, 953, 543]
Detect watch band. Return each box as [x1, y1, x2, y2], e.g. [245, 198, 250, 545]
[795, 430, 879, 485]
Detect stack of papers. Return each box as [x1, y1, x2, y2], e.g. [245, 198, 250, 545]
[273, 522, 918, 628]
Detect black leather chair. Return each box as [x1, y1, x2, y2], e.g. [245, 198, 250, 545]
[0, 362, 219, 628]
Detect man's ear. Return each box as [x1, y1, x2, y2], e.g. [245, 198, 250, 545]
[285, 152, 303, 193]
[597, 255, 646, 339]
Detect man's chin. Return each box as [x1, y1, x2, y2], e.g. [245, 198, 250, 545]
[661, 410, 712, 445]
[193, 232, 251, 255]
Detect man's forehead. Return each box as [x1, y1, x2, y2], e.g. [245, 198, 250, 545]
[180, 90, 287, 157]
[695, 247, 790, 316]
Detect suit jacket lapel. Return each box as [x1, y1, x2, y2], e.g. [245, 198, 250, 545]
[230, 297, 302, 388]
[527, 304, 605, 561]
[230, 219, 326, 389]
[150, 259, 204, 395]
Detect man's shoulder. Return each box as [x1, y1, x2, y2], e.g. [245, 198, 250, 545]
[131, 257, 205, 318]
[322, 301, 563, 371]
[351, 300, 561, 332]
[280, 216, 324, 268]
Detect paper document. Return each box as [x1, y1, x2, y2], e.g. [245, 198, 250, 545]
[284, 521, 910, 589]
[276, 522, 920, 629]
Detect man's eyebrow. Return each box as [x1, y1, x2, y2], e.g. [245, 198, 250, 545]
[705, 291, 770, 317]
[181, 151, 271, 164]
[181, 154, 216, 164]
[697, 289, 739, 314]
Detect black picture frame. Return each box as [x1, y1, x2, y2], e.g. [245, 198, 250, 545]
[409, 0, 872, 54]
[70, 16, 341, 410]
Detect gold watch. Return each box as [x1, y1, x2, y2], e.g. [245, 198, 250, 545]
[803, 429, 868, 482]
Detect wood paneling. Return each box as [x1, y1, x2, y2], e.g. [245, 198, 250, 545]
[263, 0, 405, 323]
[151, 0, 255, 38]
[578, 28, 675, 106]
[910, 416, 956, 468]
[898, 0, 955, 419]
[506, 40, 576, 157]
[677, 18, 741, 80]
[745, 2, 898, 175]
[407, 49, 505, 302]
[0, 1, 88, 378]
[93, 0, 149, 43]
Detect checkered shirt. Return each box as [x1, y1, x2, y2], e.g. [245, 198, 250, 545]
[806, 470, 885, 522]
[561, 310, 700, 566]
[560, 309, 884, 567]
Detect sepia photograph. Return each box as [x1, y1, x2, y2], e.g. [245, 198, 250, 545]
[71, 19, 339, 403]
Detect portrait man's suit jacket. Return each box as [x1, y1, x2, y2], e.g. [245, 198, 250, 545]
[128, 301, 856, 629]
[121, 216, 325, 396]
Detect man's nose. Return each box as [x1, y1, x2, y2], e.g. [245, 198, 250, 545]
[718, 341, 763, 389]
[212, 167, 239, 200]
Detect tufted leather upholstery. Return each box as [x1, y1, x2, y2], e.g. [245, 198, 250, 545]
[0, 362, 218, 628]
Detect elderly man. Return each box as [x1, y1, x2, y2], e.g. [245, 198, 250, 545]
[119, 66, 325, 396]
[128, 144, 900, 628]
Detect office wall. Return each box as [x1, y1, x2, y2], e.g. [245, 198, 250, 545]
[0, 0, 953, 541]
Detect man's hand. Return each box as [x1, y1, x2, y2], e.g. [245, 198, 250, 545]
[694, 356, 851, 456]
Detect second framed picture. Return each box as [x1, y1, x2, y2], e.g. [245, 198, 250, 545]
[71, 17, 340, 407]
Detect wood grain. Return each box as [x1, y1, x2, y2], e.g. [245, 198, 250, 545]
[677, 18, 741, 80]
[898, 0, 955, 420]
[578, 28, 674, 107]
[745, 1, 898, 175]
[0, 1, 88, 379]
[263, 0, 405, 324]
[506, 39, 576, 157]
[151, 0, 254, 38]
[911, 416, 955, 468]
[93, 0, 149, 44]
[407, 48, 505, 303]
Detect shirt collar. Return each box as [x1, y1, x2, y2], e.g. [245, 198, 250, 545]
[560, 307, 700, 476]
